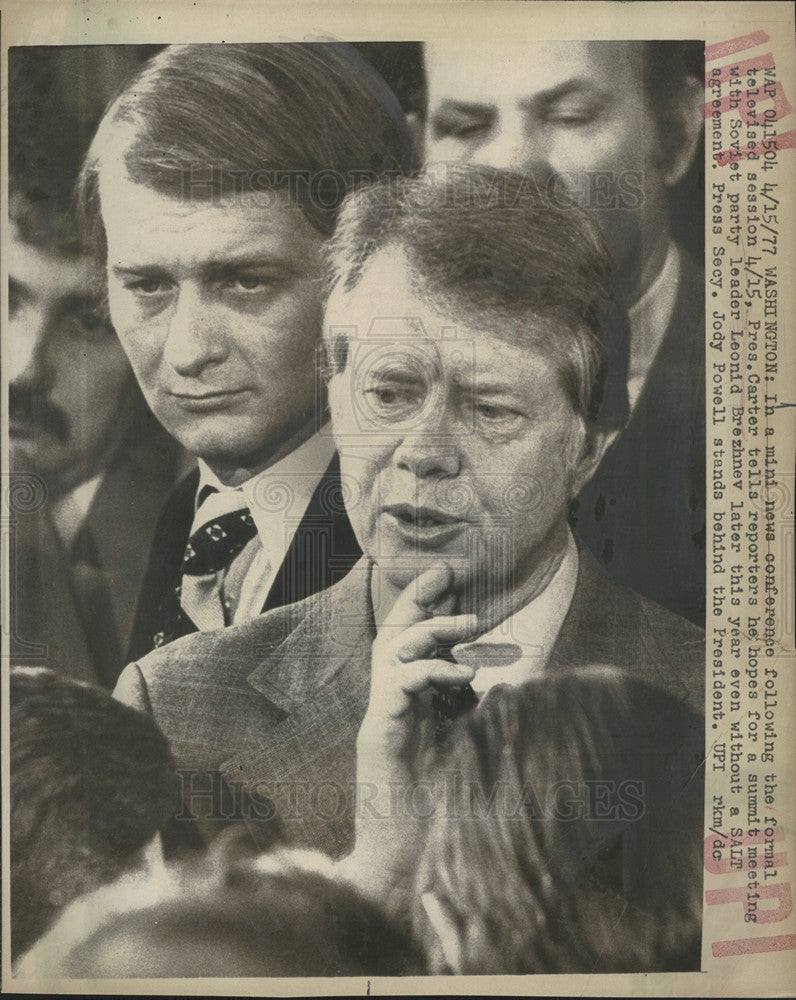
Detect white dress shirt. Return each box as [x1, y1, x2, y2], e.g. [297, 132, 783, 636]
[180, 428, 336, 631]
[452, 530, 579, 696]
[626, 240, 681, 412]
[51, 473, 103, 549]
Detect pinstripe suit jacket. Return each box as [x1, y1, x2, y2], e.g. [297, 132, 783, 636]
[115, 547, 705, 858]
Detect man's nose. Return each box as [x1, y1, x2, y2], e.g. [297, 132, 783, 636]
[471, 118, 555, 181]
[393, 409, 463, 479]
[8, 307, 52, 389]
[162, 287, 228, 376]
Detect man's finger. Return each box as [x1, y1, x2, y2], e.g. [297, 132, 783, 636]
[374, 658, 476, 717]
[388, 615, 479, 664]
[381, 563, 455, 631]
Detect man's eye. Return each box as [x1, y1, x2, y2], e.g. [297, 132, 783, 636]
[125, 277, 169, 295]
[432, 115, 490, 141]
[475, 402, 523, 430]
[544, 105, 600, 127]
[363, 383, 423, 417]
[228, 274, 271, 292]
[61, 307, 113, 342]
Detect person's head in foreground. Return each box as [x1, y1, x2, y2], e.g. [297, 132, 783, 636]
[79, 42, 414, 485]
[423, 40, 703, 306]
[324, 165, 629, 625]
[412, 667, 704, 974]
[15, 838, 424, 978]
[10, 667, 178, 963]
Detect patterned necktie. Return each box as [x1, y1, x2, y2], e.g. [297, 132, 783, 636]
[152, 504, 258, 650]
[181, 507, 257, 577]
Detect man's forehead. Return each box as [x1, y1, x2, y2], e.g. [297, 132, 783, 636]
[9, 233, 102, 297]
[425, 40, 643, 106]
[99, 167, 320, 265]
[328, 247, 548, 345]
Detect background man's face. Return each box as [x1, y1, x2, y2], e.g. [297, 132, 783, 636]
[101, 174, 325, 478]
[8, 231, 135, 490]
[424, 40, 672, 300]
[326, 249, 589, 607]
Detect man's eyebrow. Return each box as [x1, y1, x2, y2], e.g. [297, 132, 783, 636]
[519, 78, 611, 111]
[431, 99, 496, 119]
[204, 256, 301, 280]
[365, 364, 431, 384]
[111, 263, 168, 278]
[111, 256, 300, 278]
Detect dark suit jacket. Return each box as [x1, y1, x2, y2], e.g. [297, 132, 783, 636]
[126, 454, 362, 661]
[115, 548, 705, 857]
[10, 423, 183, 688]
[573, 255, 705, 625]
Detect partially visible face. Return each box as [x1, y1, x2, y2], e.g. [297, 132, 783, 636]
[100, 170, 325, 479]
[424, 41, 672, 299]
[326, 249, 594, 610]
[8, 231, 136, 489]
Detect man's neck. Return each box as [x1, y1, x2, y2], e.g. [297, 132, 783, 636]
[202, 417, 319, 488]
[627, 227, 672, 310]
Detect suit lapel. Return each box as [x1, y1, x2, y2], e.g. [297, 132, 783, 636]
[261, 454, 362, 614]
[547, 545, 639, 675]
[89, 443, 185, 662]
[223, 560, 374, 857]
[126, 467, 199, 661]
[10, 495, 96, 684]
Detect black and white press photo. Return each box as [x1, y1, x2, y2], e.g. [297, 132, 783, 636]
[6, 4, 792, 991]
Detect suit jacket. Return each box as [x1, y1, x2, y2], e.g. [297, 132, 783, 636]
[10, 420, 184, 688]
[115, 547, 705, 858]
[573, 255, 706, 625]
[126, 453, 362, 662]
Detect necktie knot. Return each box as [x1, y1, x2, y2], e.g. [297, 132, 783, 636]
[182, 507, 257, 576]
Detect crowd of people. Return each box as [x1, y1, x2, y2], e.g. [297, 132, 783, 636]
[8, 39, 706, 978]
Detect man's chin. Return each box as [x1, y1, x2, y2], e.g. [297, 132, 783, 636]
[374, 554, 474, 594]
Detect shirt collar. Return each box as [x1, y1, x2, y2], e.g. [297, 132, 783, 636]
[627, 240, 681, 390]
[452, 530, 579, 695]
[51, 473, 104, 549]
[193, 426, 336, 541]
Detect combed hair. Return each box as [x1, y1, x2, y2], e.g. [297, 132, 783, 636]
[79, 42, 415, 251]
[10, 668, 178, 961]
[414, 667, 704, 974]
[324, 165, 630, 431]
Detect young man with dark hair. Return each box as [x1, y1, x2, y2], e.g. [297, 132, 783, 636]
[116, 168, 704, 859]
[80, 42, 415, 659]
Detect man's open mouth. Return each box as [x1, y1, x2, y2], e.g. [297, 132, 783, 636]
[383, 503, 461, 528]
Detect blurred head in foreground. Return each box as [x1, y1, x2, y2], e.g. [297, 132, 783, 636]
[10, 668, 177, 962]
[413, 667, 704, 973]
[15, 838, 424, 978]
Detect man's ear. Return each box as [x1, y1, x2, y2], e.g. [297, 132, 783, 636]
[569, 424, 616, 498]
[663, 77, 703, 187]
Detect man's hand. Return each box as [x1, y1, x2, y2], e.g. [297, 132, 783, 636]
[359, 563, 477, 761]
[348, 563, 477, 906]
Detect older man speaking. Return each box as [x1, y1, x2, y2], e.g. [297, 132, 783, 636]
[116, 167, 705, 855]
